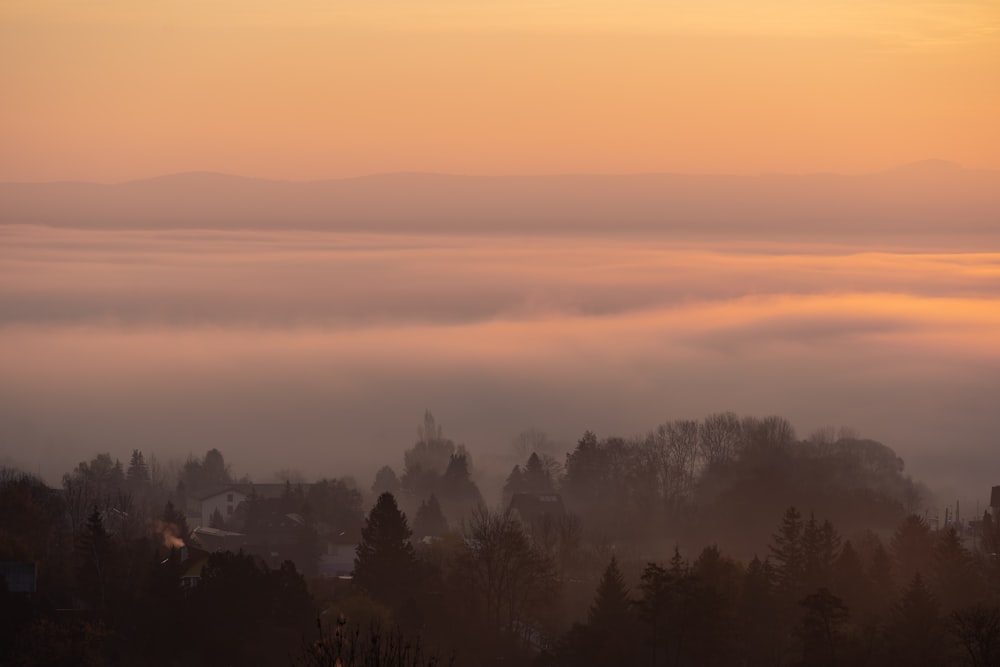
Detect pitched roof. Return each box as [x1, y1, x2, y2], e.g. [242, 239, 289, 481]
[197, 482, 296, 502]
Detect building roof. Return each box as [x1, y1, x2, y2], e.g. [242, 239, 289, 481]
[197, 483, 298, 502]
[189, 526, 248, 552]
[506, 493, 566, 526]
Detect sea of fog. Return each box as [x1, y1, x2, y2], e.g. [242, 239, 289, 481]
[1, 224, 998, 508]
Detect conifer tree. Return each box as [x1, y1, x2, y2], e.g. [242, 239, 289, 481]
[502, 465, 524, 506]
[886, 574, 950, 666]
[412, 494, 448, 539]
[126, 449, 149, 485]
[354, 492, 419, 607]
[589, 555, 631, 626]
[522, 452, 554, 494]
[559, 554, 640, 666]
[770, 506, 804, 598]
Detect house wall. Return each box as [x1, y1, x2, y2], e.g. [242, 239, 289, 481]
[201, 490, 248, 526]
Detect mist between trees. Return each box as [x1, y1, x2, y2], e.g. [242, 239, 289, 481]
[2, 410, 997, 666]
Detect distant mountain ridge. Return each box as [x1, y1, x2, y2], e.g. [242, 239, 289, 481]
[2, 164, 997, 235]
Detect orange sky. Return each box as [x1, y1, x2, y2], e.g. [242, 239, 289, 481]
[2, 0, 999, 181]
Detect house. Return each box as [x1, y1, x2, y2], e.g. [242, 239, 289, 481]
[507, 493, 566, 526]
[197, 483, 289, 527]
[319, 540, 358, 578]
[189, 526, 248, 554]
[175, 545, 210, 589]
[506, 493, 567, 545]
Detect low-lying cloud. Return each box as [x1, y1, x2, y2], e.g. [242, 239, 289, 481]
[1, 225, 998, 505]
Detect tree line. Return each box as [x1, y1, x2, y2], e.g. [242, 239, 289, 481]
[1, 411, 993, 666]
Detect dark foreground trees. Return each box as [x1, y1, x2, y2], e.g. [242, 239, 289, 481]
[354, 492, 420, 609]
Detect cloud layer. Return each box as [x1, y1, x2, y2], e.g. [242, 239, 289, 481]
[2, 224, 998, 505]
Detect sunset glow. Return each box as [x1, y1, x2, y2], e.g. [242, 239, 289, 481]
[2, 1, 998, 181]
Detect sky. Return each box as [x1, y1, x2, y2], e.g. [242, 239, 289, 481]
[1, 1, 999, 508]
[1, 0, 999, 181]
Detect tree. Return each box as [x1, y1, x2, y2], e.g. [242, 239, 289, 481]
[413, 495, 448, 540]
[437, 453, 483, 521]
[191, 551, 314, 666]
[502, 466, 524, 506]
[307, 478, 365, 541]
[354, 493, 419, 608]
[558, 555, 639, 666]
[209, 507, 226, 529]
[460, 505, 557, 642]
[159, 500, 190, 549]
[739, 555, 781, 665]
[126, 450, 149, 486]
[62, 454, 126, 531]
[952, 605, 1000, 667]
[890, 514, 935, 589]
[932, 526, 980, 614]
[202, 448, 230, 486]
[885, 574, 952, 666]
[372, 465, 401, 499]
[75, 508, 114, 611]
[770, 506, 804, 600]
[401, 412, 460, 506]
[178, 448, 232, 497]
[521, 453, 555, 495]
[797, 588, 849, 667]
[698, 412, 743, 468]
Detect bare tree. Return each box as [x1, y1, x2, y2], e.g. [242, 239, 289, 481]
[461, 506, 558, 642]
[699, 412, 743, 468]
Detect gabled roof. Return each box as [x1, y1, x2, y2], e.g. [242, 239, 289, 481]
[507, 493, 566, 526]
[197, 483, 295, 502]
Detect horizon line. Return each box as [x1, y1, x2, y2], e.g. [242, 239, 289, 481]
[2, 158, 990, 187]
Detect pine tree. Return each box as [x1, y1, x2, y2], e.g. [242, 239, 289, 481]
[886, 574, 950, 666]
[438, 452, 483, 520]
[522, 452, 554, 494]
[559, 555, 640, 666]
[589, 555, 631, 626]
[932, 526, 980, 613]
[126, 449, 149, 485]
[831, 540, 866, 617]
[890, 514, 935, 588]
[353, 492, 419, 607]
[76, 507, 113, 610]
[210, 507, 226, 529]
[502, 465, 524, 506]
[739, 555, 780, 665]
[412, 494, 448, 539]
[770, 506, 804, 599]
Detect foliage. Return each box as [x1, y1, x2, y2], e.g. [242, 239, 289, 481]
[354, 492, 420, 608]
[413, 494, 449, 539]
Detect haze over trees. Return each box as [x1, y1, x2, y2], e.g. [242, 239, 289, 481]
[3, 410, 996, 665]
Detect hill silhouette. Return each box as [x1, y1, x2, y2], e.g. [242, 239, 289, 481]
[1, 165, 997, 236]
